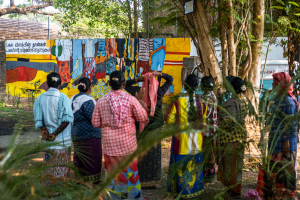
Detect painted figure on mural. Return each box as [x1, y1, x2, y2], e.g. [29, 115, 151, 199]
[150, 38, 166, 71]
[72, 39, 84, 81]
[106, 57, 117, 75]
[55, 39, 72, 86]
[123, 39, 139, 81]
[116, 38, 126, 73]
[95, 39, 107, 80]
[105, 38, 116, 58]
[137, 38, 151, 76]
[82, 39, 97, 82]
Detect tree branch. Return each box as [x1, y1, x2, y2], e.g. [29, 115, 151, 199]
[240, 28, 252, 79]
[0, 3, 54, 17]
[236, 47, 244, 67]
[116, 0, 124, 6]
[31, 10, 59, 16]
[125, 0, 132, 36]
[234, 0, 256, 49]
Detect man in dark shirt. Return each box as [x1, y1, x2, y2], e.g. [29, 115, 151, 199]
[125, 70, 173, 188]
[125, 71, 173, 131]
[125, 75, 145, 131]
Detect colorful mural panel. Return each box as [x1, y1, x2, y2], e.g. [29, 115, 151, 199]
[5, 38, 196, 100]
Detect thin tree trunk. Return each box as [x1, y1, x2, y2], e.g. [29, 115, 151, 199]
[240, 29, 252, 79]
[134, 0, 138, 38]
[227, 0, 236, 76]
[247, 0, 265, 104]
[218, 0, 228, 76]
[126, 0, 133, 37]
[288, 27, 297, 77]
[220, 30, 228, 77]
[10, 0, 15, 7]
[193, 0, 223, 85]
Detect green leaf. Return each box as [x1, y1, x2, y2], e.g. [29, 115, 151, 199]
[276, 0, 285, 5]
[288, 1, 299, 7]
[271, 6, 286, 10]
[257, 16, 261, 22]
[176, 191, 183, 200]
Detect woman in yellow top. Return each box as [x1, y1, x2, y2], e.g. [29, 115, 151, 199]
[164, 74, 205, 199]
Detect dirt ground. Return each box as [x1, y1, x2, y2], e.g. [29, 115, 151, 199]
[142, 123, 300, 200]
[142, 138, 259, 200]
[0, 109, 300, 199]
[0, 116, 17, 136]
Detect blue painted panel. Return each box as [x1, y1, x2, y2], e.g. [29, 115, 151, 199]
[169, 85, 174, 93]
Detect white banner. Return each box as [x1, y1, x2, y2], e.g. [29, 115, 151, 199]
[5, 40, 51, 55]
[260, 60, 288, 79]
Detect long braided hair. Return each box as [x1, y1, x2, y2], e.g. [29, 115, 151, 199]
[184, 74, 199, 123]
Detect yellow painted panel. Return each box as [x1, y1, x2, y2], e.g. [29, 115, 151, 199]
[165, 54, 190, 61]
[165, 38, 190, 52]
[6, 58, 17, 61]
[29, 59, 57, 63]
[6, 70, 49, 98]
[162, 64, 183, 103]
[67, 88, 79, 98]
[61, 87, 77, 99]
[60, 79, 80, 99]
[6, 54, 53, 60]
[46, 40, 51, 47]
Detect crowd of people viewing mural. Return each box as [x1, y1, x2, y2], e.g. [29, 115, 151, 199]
[33, 69, 298, 200]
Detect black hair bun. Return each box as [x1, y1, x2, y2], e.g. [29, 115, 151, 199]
[78, 77, 91, 93]
[110, 71, 125, 90]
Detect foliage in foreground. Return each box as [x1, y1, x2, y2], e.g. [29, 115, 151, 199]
[1, 75, 300, 199]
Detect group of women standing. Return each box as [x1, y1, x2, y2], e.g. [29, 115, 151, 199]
[33, 70, 298, 200]
[33, 70, 173, 199]
[164, 74, 250, 199]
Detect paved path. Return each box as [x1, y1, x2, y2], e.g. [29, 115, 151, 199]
[0, 131, 40, 149]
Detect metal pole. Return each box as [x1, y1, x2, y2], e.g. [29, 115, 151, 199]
[147, 0, 149, 38]
[48, 17, 50, 40]
[176, 7, 177, 37]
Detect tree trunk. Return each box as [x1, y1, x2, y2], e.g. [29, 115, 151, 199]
[288, 27, 297, 77]
[134, 0, 138, 38]
[193, 1, 223, 85]
[218, 0, 228, 76]
[10, 0, 15, 7]
[247, 0, 265, 104]
[227, 0, 236, 76]
[126, 0, 133, 37]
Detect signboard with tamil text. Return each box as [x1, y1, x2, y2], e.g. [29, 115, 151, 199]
[5, 40, 51, 55]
